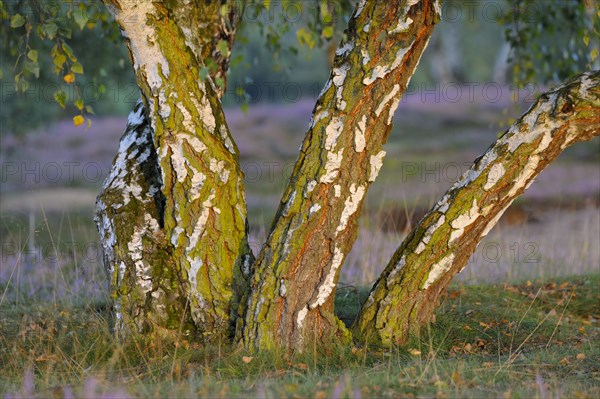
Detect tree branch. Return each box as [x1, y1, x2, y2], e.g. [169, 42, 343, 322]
[353, 70, 600, 346]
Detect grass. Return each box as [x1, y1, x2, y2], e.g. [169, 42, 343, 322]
[1, 105, 598, 397]
[1, 275, 598, 398]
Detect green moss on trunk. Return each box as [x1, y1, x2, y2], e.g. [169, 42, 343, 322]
[98, 0, 251, 342]
[240, 0, 441, 352]
[353, 71, 600, 346]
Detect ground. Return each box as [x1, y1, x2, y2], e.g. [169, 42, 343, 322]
[1, 92, 598, 397]
[1, 276, 598, 398]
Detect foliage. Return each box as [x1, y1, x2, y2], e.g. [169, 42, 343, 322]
[0, 0, 134, 134]
[500, 0, 599, 87]
[1, 1, 121, 124]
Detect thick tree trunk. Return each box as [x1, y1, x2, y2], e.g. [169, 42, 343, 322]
[96, 1, 252, 340]
[353, 71, 600, 346]
[240, 0, 441, 351]
[96, 100, 193, 337]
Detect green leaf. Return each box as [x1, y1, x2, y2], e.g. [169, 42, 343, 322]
[54, 90, 67, 108]
[296, 28, 316, 49]
[217, 39, 229, 55]
[591, 48, 599, 62]
[19, 79, 29, 93]
[71, 62, 84, 74]
[24, 61, 40, 78]
[85, 105, 95, 115]
[41, 23, 58, 39]
[53, 53, 67, 71]
[27, 50, 38, 63]
[10, 14, 25, 28]
[60, 26, 72, 39]
[62, 42, 77, 62]
[322, 26, 334, 39]
[75, 98, 84, 111]
[73, 8, 88, 30]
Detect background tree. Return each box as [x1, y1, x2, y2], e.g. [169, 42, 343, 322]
[2, 0, 598, 352]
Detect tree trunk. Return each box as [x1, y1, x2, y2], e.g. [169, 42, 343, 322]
[240, 0, 441, 351]
[353, 71, 600, 346]
[96, 100, 191, 337]
[96, 1, 252, 341]
[96, 0, 598, 354]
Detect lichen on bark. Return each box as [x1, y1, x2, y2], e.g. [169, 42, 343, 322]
[97, 0, 598, 354]
[353, 71, 600, 347]
[95, 101, 194, 337]
[97, 0, 251, 341]
[240, 0, 440, 351]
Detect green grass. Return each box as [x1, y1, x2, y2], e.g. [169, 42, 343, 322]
[1, 275, 598, 398]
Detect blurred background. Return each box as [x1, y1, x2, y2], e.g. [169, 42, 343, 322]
[1, 0, 598, 305]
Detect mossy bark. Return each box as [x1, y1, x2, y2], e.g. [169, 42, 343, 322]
[240, 0, 441, 351]
[353, 71, 600, 346]
[96, 100, 194, 338]
[98, 0, 597, 353]
[96, 1, 252, 341]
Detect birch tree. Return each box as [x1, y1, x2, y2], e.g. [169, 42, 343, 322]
[4, 0, 598, 351]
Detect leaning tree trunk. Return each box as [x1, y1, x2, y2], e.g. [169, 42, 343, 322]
[96, 0, 252, 341]
[353, 71, 600, 346]
[240, 0, 441, 351]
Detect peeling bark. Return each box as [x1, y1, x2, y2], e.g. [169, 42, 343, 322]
[96, 0, 251, 340]
[95, 101, 194, 337]
[241, 0, 441, 351]
[97, 0, 598, 353]
[353, 71, 600, 346]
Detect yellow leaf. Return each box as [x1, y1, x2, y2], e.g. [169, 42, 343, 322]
[73, 115, 85, 126]
[63, 73, 75, 84]
[576, 353, 586, 360]
[409, 348, 421, 356]
[315, 391, 328, 399]
[242, 356, 253, 364]
[452, 370, 462, 385]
